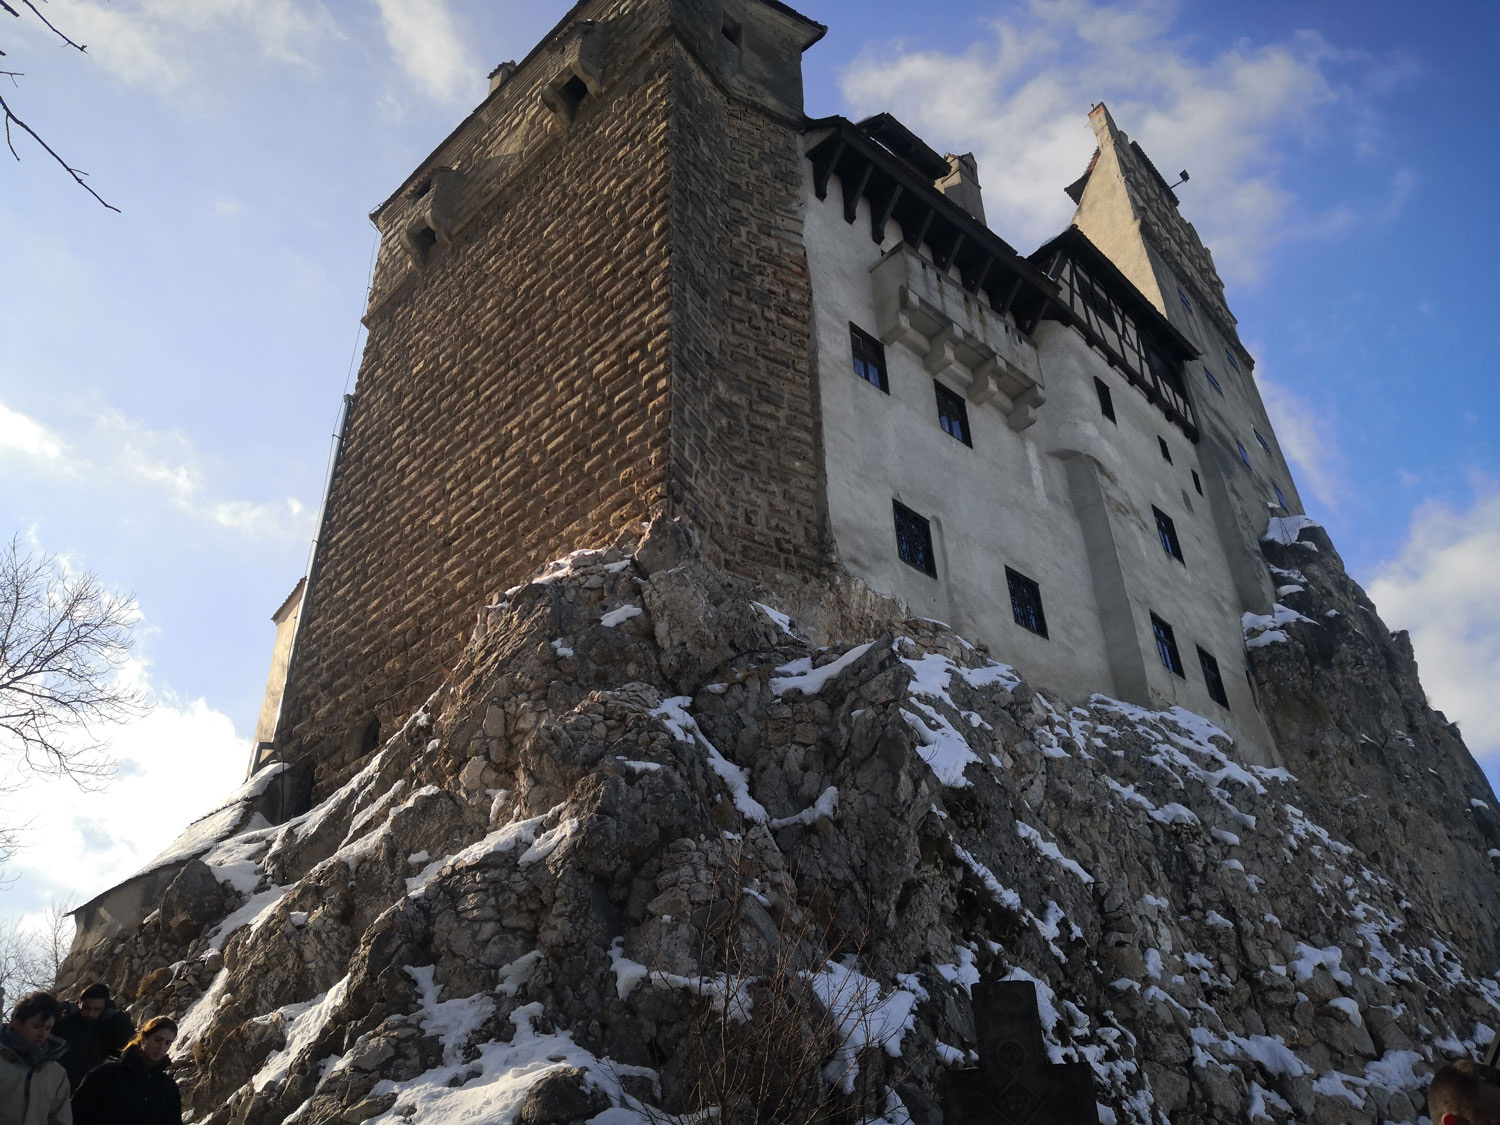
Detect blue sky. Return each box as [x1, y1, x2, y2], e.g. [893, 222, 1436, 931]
[1, 0, 1496, 925]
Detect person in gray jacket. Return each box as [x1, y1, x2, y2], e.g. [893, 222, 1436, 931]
[0, 991, 72, 1125]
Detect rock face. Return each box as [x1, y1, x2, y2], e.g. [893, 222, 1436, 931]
[60, 522, 1500, 1125]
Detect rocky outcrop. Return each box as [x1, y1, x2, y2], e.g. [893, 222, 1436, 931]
[59, 523, 1500, 1125]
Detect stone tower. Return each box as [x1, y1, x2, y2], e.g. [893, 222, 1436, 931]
[271, 0, 829, 788]
[1068, 103, 1299, 610]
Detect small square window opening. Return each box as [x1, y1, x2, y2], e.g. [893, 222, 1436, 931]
[1198, 646, 1229, 707]
[1094, 377, 1116, 423]
[1151, 613, 1185, 677]
[850, 324, 888, 392]
[1153, 506, 1184, 562]
[1158, 436, 1172, 464]
[935, 382, 972, 446]
[893, 501, 936, 577]
[1006, 567, 1049, 638]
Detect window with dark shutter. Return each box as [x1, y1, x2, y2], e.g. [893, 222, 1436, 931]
[892, 501, 936, 576]
[1153, 506, 1184, 562]
[1006, 567, 1048, 638]
[935, 382, 972, 446]
[1198, 646, 1229, 707]
[850, 323, 888, 392]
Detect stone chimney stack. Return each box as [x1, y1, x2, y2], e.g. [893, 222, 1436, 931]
[937, 152, 985, 225]
[488, 60, 518, 94]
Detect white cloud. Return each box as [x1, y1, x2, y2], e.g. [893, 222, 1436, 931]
[839, 0, 1375, 282]
[1368, 482, 1500, 765]
[1, 671, 249, 909]
[0, 400, 67, 463]
[32, 0, 338, 89]
[1255, 371, 1347, 512]
[0, 396, 312, 542]
[371, 0, 483, 105]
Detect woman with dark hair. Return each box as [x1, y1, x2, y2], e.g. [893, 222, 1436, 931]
[71, 1016, 181, 1125]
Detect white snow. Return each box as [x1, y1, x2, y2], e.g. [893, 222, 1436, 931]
[806, 960, 919, 1093]
[653, 696, 768, 823]
[900, 706, 980, 788]
[753, 601, 797, 636]
[599, 603, 643, 627]
[1263, 514, 1321, 547]
[1015, 821, 1095, 884]
[769, 786, 839, 829]
[771, 642, 875, 696]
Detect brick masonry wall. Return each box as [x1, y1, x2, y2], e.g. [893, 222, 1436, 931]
[277, 42, 676, 781]
[666, 46, 828, 577]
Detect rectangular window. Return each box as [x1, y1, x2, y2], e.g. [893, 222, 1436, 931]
[1237, 440, 1251, 467]
[1094, 377, 1116, 423]
[1192, 470, 1203, 496]
[893, 501, 936, 576]
[1274, 484, 1287, 509]
[1158, 436, 1172, 464]
[1151, 613, 1185, 677]
[1224, 348, 1241, 372]
[1179, 288, 1193, 313]
[1255, 429, 1272, 455]
[1204, 368, 1223, 395]
[1153, 506, 1184, 562]
[850, 323, 888, 392]
[935, 382, 972, 446]
[1198, 646, 1229, 707]
[1006, 567, 1049, 638]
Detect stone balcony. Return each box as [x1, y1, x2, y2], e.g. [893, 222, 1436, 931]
[871, 242, 1045, 430]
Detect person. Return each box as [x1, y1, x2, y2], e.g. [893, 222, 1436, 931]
[71, 1016, 180, 1125]
[53, 983, 133, 1091]
[0, 991, 72, 1125]
[1428, 1059, 1500, 1125]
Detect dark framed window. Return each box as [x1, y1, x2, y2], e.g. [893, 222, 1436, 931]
[1094, 377, 1116, 423]
[1224, 348, 1241, 372]
[1153, 506, 1184, 562]
[892, 501, 936, 576]
[1204, 368, 1223, 394]
[1192, 470, 1203, 496]
[1198, 646, 1229, 707]
[1158, 436, 1172, 463]
[1006, 567, 1048, 638]
[1237, 440, 1251, 467]
[850, 323, 888, 392]
[1080, 276, 1116, 329]
[1151, 613, 1185, 677]
[1255, 429, 1272, 455]
[935, 382, 972, 446]
[1274, 484, 1287, 509]
[1179, 288, 1193, 313]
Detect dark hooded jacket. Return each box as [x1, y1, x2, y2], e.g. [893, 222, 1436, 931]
[71, 1045, 180, 1125]
[53, 1004, 133, 1091]
[0, 1028, 72, 1125]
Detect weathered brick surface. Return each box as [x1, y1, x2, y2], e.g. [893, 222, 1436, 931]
[276, 0, 830, 788]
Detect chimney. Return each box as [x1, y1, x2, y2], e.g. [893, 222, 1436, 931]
[937, 152, 985, 225]
[488, 60, 518, 94]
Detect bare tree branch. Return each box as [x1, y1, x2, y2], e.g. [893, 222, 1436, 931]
[0, 536, 146, 783]
[2, 0, 119, 210]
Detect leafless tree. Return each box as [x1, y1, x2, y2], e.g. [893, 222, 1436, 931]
[1, 0, 118, 210]
[1, 535, 145, 784]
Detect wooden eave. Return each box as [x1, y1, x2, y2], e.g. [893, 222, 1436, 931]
[805, 118, 1060, 333]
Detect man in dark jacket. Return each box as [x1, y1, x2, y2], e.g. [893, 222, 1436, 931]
[53, 984, 133, 1092]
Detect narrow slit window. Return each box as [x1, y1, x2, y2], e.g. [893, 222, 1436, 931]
[1237, 440, 1251, 468]
[1151, 613, 1185, 677]
[1225, 348, 1241, 372]
[1192, 470, 1203, 496]
[1274, 484, 1288, 509]
[935, 382, 972, 446]
[1094, 377, 1116, 423]
[1204, 368, 1223, 395]
[1255, 429, 1272, 455]
[1179, 288, 1193, 313]
[1198, 646, 1229, 707]
[850, 323, 888, 392]
[1158, 436, 1172, 464]
[893, 501, 936, 576]
[1153, 506, 1184, 562]
[1006, 567, 1048, 638]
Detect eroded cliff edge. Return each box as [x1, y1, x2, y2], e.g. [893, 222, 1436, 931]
[60, 520, 1500, 1125]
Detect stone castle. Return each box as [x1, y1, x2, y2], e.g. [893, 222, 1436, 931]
[253, 0, 1308, 797]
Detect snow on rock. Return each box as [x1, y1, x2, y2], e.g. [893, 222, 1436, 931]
[58, 531, 1500, 1125]
[1263, 514, 1322, 547]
